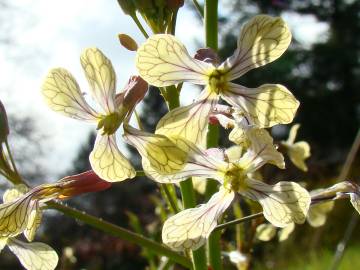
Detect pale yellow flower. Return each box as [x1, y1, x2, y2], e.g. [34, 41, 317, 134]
[136, 15, 299, 146]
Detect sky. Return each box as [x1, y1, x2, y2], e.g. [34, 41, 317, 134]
[0, 0, 329, 179]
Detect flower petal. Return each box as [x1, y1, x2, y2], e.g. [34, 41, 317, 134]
[136, 34, 214, 87]
[222, 83, 299, 128]
[278, 222, 295, 241]
[156, 90, 218, 146]
[288, 141, 311, 172]
[162, 187, 234, 251]
[286, 124, 300, 145]
[24, 205, 42, 242]
[221, 15, 291, 80]
[89, 133, 136, 182]
[123, 125, 224, 183]
[8, 238, 58, 270]
[0, 195, 38, 238]
[80, 48, 116, 114]
[243, 179, 311, 227]
[350, 193, 360, 215]
[255, 223, 277, 242]
[3, 185, 28, 203]
[0, 237, 7, 252]
[41, 68, 98, 121]
[307, 201, 334, 227]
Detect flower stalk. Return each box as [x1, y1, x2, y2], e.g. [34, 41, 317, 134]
[204, 1, 222, 269]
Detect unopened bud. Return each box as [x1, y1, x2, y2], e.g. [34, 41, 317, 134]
[166, 0, 184, 10]
[118, 34, 138, 51]
[58, 170, 112, 199]
[116, 76, 148, 113]
[0, 100, 9, 143]
[117, 0, 136, 15]
[194, 48, 220, 65]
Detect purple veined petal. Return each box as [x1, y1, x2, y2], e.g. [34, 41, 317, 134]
[242, 178, 311, 227]
[219, 15, 292, 80]
[162, 187, 235, 251]
[221, 82, 299, 128]
[136, 34, 215, 87]
[80, 48, 117, 114]
[89, 132, 136, 182]
[123, 125, 226, 184]
[156, 89, 219, 147]
[41, 68, 99, 122]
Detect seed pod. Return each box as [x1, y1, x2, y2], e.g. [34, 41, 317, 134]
[118, 34, 138, 51]
[0, 100, 9, 143]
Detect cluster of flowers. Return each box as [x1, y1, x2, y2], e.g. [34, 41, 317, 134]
[1, 14, 360, 270]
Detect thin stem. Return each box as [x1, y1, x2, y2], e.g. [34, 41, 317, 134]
[192, 0, 204, 18]
[131, 13, 149, 38]
[204, 1, 220, 269]
[328, 128, 360, 270]
[214, 212, 263, 232]
[48, 201, 191, 268]
[4, 140, 19, 175]
[165, 81, 206, 269]
[160, 184, 180, 213]
[136, 170, 145, 177]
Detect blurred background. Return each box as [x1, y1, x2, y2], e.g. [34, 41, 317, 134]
[1, 0, 360, 269]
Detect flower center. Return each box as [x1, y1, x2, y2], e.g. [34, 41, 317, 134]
[208, 69, 228, 94]
[223, 163, 247, 192]
[97, 110, 125, 135]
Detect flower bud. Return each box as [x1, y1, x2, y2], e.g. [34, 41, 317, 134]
[117, 0, 136, 15]
[166, 0, 184, 10]
[116, 76, 148, 114]
[58, 170, 112, 199]
[0, 100, 9, 143]
[194, 48, 220, 65]
[118, 34, 138, 51]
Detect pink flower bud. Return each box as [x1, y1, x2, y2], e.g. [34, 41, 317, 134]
[116, 76, 148, 114]
[194, 48, 220, 65]
[58, 170, 112, 199]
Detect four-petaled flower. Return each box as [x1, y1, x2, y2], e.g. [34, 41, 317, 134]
[42, 48, 148, 182]
[123, 124, 310, 251]
[0, 185, 58, 270]
[135, 15, 299, 146]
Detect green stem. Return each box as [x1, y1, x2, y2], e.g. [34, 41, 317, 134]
[48, 202, 191, 268]
[192, 0, 204, 18]
[214, 212, 263, 231]
[160, 184, 180, 213]
[130, 13, 149, 38]
[165, 82, 206, 270]
[204, 1, 221, 269]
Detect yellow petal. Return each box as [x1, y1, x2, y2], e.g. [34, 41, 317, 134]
[245, 128, 285, 169]
[287, 124, 300, 145]
[41, 68, 98, 121]
[80, 48, 116, 114]
[350, 193, 360, 215]
[162, 187, 234, 251]
[136, 34, 214, 87]
[307, 201, 334, 227]
[0, 237, 7, 252]
[0, 196, 38, 238]
[191, 177, 207, 194]
[229, 126, 247, 146]
[221, 15, 292, 80]
[124, 125, 223, 183]
[89, 133, 136, 182]
[278, 222, 295, 241]
[225, 145, 244, 162]
[288, 141, 311, 171]
[8, 238, 58, 270]
[3, 184, 28, 203]
[255, 223, 277, 242]
[244, 179, 311, 227]
[222, 83, 299, 128]
[156, 90, 218, 146]
[24, 206, 42, 242]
